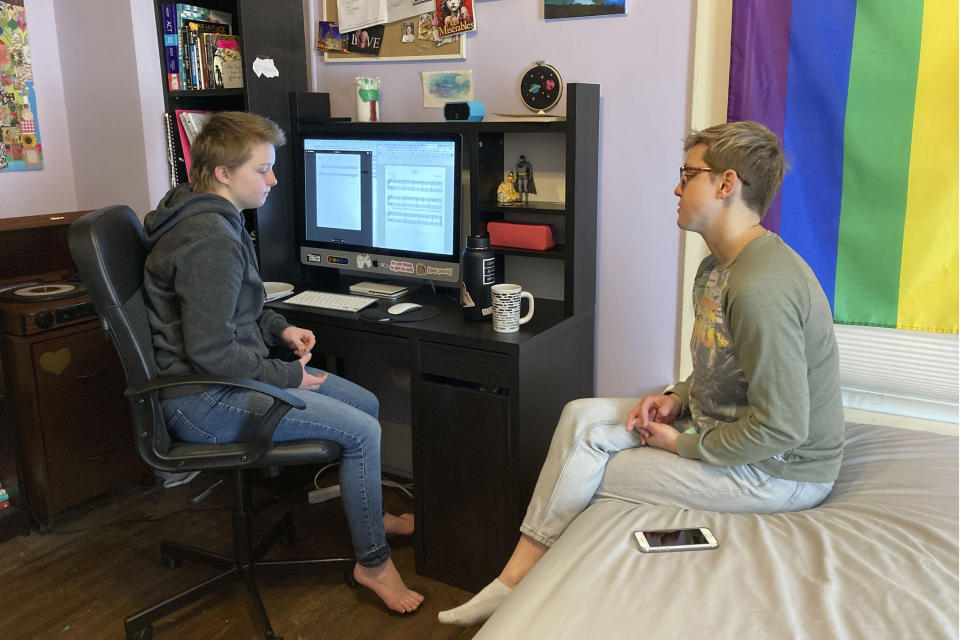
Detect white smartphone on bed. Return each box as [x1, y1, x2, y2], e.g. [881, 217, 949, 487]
[633, 527, 718, 553]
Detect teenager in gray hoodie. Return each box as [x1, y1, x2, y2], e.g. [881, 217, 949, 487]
[143, 111, 423, 614]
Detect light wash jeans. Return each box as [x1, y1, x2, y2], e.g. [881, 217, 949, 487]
[161, 368, 391, 567]
[520, 398, 835, 547]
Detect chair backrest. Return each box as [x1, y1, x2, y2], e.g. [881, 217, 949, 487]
[68, 205, 174, 466]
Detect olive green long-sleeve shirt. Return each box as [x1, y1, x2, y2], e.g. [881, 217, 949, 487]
[671, 232, 844, 483]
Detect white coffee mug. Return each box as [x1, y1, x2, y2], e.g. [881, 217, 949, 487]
[491, 284, 534, 333]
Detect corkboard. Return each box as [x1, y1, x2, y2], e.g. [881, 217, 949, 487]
[321, 0, 466, 62]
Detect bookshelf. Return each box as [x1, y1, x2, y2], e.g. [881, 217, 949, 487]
[152, 0, 308, 283]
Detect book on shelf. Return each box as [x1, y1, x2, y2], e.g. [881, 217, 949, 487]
[202, 32, 236, 89]
[163, 112, 178, 187]
[178, 110, 210, 145]
[213, 38, 243, 89]
[187, 19, 230, 89]
[160, 5, 180, 90]
[173, 109, 208, 177]
[161, 4, 233, 91]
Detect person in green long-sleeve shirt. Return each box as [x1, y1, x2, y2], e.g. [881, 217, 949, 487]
[439, 121, 844, 627]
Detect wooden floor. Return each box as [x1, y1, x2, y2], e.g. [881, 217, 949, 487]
[0, 470, 485, 640]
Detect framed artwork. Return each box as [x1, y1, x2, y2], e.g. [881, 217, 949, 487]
[322, 0, 466, 62]
[545, 0, 626, 20]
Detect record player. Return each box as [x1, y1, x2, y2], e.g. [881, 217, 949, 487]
[0, 270, 97, 336]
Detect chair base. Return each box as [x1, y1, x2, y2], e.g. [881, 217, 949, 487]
[124, 471, 355, 640]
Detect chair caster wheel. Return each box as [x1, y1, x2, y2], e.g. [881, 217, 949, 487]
[344, 570, 357, 587]
[161, 553, 183, 569]
[126, 624, 153, 640]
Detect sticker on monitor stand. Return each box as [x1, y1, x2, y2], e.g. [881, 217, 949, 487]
[390, 260, 415, 273]
[425, 265, 454, 277]
[357, 254, 373, 269]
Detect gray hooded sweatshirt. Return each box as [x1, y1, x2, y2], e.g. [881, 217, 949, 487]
[142, 184, 302, 396]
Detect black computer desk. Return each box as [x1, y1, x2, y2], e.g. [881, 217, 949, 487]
[270, 289, 595, 591]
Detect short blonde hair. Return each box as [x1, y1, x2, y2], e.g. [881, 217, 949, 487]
[189, 111, 286, 192]
[684, 121, 787, 217]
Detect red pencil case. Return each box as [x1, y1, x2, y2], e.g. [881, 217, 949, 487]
[487, 221, 556, 251]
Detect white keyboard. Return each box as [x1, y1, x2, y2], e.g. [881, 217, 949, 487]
[284, 290, 377, 313]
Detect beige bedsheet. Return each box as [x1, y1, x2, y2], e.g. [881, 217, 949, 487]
[476, 423, 958, 639]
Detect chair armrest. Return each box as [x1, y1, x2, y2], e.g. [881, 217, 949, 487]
[124, 374, 306, 410]
[126, 374, 307, 467]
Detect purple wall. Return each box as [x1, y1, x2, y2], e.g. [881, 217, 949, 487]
[308, 0, 695, 396]
[1, 0, 77, 217]
[13, 0, 695, 397]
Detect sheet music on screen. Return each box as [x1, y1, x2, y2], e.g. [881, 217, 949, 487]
[303, 137, 456, 256]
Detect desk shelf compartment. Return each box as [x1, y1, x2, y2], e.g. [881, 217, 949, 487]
[478, 201, 568, 215]
[491, 244, 566, 259]
[471, 84, 599, 318]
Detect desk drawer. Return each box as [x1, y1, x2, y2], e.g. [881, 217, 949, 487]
[419, 342, 510, 388]
[313, 326, 408, 368]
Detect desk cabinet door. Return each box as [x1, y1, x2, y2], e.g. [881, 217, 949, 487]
[417, 379, 513, 590]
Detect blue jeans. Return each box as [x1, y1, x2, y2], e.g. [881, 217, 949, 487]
[161, 368, 390, 567]
[521, 398, 835, 546]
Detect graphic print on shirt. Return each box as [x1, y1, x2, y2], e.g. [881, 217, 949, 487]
[689, 259, 748, 427]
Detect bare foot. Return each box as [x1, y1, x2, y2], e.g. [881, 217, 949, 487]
[384, 513, 415, 537]
[354, 558, 424, 613]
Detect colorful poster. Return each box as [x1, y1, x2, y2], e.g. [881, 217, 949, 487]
[544, 0, 625, 20]
[434, 0, 475, 38]
[0, 0, 42, 172]
[728, 0, 958, 334]
[317, 21, 349, 52]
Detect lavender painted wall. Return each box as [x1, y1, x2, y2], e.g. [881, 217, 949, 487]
[6, 0, 695, 398]
[54, 0, 153, 215]
[306, 0, 695, 397]
[0, 0, 77, 217]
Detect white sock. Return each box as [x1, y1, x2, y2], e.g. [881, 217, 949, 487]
[437, 578, 513, 626]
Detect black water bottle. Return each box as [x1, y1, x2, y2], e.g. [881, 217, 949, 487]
[461, 233, 495, 320]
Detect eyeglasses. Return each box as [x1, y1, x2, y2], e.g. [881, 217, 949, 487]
[679, 165, 713, 188]
[679, 165, 751, 188]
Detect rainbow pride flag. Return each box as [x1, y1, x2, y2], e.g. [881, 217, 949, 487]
[728, 0, 958, 333]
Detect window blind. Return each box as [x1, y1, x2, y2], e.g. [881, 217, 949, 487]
[835, 325, 959, 423]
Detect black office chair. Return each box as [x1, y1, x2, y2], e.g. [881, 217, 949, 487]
[69, 205, 354, 640]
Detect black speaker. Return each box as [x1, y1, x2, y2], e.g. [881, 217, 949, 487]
[444, 101, 485, 122]
[289, 92, 331, 124]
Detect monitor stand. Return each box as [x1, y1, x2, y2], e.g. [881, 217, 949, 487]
[348, 281, 409, 299]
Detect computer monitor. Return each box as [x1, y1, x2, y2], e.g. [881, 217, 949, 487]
[296, 131, 462, 285]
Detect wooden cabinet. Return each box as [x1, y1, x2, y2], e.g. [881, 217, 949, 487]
[3, 321, 145, 523]
[152, 0, 308, 283]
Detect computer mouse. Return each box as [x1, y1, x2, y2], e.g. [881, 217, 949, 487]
[387, 302, 423, 315]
